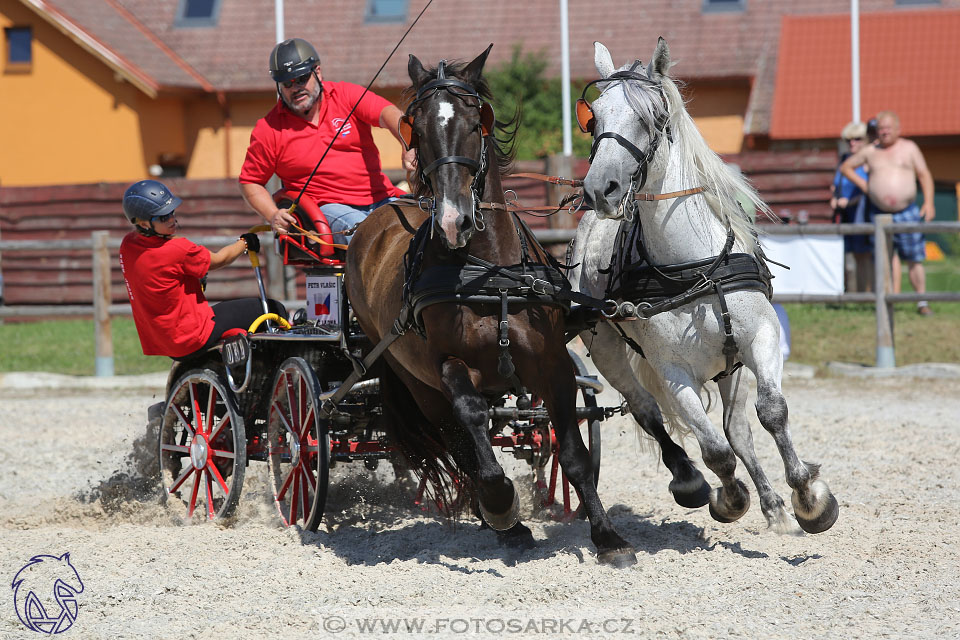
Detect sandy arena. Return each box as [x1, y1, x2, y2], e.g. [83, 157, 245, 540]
[1, 362, 959, 639]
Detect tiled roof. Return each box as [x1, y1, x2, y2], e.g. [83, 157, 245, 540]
[771, 9, 960, 139]
[29, 0, 204, 92]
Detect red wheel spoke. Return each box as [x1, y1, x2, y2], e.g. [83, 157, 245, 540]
[289, 472, 301, 524]
[303, 463, 317, 491]
[187, 470, 201, 517]
[300, 473, 311, 524]
[271, 400, 297, 440]
[189, 382, 203, 434]
[172, 404, 196, 437]
[205, 384, 218, 435]
[204, 470, 215, 519]
[160, 443, 189, 454]
[209, 414, 231, 443]
[300, 406, 315, 441]
[169, 464, 195, 493]
[207, 459, 230, 494]
[276, 462, 295, 501]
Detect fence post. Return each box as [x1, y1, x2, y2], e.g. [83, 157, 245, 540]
[92, 231, 114, 376]
[873, 214, 895, 368]
[545, 153, 577, 259]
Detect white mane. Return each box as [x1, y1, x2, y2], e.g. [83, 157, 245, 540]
[616, 62, 774, 252]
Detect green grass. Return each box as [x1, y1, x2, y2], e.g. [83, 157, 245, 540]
[1, 256, 958, 376]
[0, 317, 170, 376]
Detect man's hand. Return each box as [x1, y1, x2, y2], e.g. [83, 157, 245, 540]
[920, 201, 935, 222]
[271, 207, 297, 234]
[240, 232, 261, 253]
[402, 147, 417, 172]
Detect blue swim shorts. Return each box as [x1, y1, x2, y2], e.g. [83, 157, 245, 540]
[890, 203, 926, 262]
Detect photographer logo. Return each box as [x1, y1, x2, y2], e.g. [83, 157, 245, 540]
[11, 553, 84, 634]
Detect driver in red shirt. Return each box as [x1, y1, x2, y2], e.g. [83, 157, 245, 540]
[119, 180, 286, 360]
[239, 38, 415, 244]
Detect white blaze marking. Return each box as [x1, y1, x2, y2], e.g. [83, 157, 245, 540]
[440, 197, 460, 246]
[437, 101, 454, 128]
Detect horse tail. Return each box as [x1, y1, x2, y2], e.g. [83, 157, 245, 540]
[374, 360, 473, 517]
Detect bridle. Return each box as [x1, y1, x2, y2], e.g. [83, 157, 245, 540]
[577, 62, 674, 219]
[399, 60, 496, 235]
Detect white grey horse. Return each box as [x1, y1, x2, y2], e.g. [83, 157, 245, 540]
[568, 39, 838, 535]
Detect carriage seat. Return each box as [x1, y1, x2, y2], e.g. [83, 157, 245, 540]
[272, 190, 346, 266]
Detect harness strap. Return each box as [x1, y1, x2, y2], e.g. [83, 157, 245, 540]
[508, 172, 584, 187]
[497, 289, 515, 380]
[420, 155, 480, 177]
[635, 186, 705, 201]
[710, 279, 743, 382]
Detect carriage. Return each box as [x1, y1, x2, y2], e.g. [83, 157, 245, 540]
[152, 196, 613, 530]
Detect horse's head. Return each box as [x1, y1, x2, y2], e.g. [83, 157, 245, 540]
[580, 39, 672, 219]
[402, 46, 496, 249]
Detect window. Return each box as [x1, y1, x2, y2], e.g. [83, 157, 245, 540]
[703, 0, 745, 12]
[895, 0, 939, 4]
[365, 0, 407, 23]
[175, 0, 222, 27]
[5, 27, 32, 66]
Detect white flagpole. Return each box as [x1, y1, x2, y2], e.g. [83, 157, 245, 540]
[851, 0, 860, 122]
[560, 0, 572, 157]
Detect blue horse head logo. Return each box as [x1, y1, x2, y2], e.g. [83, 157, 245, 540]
[11, 553, 84, 634]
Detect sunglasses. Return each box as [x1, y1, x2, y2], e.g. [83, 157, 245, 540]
[152, 212, 176, 223]
[576, 98, 596, 134]
[281, 73, 312, 89]
[845, 136, 866, 142]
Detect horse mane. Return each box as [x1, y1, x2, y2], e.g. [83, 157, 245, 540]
[619, 64, 775, 252]
[403, 59, 517, 198]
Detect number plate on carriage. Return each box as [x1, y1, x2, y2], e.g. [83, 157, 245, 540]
[306, 273, 341, 325]
[221, 333, 249, 367]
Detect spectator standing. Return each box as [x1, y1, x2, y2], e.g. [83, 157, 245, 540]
[830, 121, 872, 292]
[840, 110, 935, 315]
[239, 38, 416, 244]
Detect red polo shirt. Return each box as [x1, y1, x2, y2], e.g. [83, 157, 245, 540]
[119, 232, 215, 358]
[239, 81, 403, 205]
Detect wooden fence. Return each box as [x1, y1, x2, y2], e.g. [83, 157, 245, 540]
[2, 216, 958, 374]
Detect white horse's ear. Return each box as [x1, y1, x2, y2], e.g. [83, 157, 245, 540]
[594, 41, 615, 78]
[647, 37, 671, 78]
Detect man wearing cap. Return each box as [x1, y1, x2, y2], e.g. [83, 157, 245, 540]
[239, 38, 416, 245]
[841, 110, 936, 315]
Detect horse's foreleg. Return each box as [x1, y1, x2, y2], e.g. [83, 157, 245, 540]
[754, 380, 838, 534]
[718, 371, 800, 535]
[536, 358, 637, 567]
[439, 358, 529, 540]
[660, 372, 750, 524]
[584, 325, 709, 508]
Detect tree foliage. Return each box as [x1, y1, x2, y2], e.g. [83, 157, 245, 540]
[484, 45, 592, 160]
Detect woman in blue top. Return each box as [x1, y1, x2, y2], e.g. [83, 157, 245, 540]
[830, 121, 871, 292]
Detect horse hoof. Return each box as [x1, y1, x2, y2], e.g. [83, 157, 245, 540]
[598, 547, 637, 568]
[671, 477, 711, 509]
[496, 523, 536, 550]
[793, 486, 839, 534]
[708, 482, 750, 523]
[479, 491, 520, 532]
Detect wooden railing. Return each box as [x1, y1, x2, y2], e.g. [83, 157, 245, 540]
[1, 217, 958, 374]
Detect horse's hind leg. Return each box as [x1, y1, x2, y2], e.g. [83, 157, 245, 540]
[439, 358, 533, 545]
[584, 325, 709, 508]
[718, 371, 800, 535]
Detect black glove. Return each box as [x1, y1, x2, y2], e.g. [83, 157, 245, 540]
[240, 232, 260, 254]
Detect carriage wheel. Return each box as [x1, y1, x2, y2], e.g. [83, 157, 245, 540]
[541, 349, 602, 517]
[159, 369, 246, 521]
[267, 357, 330, 531]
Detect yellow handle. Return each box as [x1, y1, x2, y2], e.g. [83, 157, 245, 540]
[247, 313, 291, 334]
[248, 251, 260, 268]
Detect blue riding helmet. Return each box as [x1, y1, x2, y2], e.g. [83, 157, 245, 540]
[122, 180, 182, 223]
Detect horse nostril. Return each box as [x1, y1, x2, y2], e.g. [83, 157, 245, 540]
[603, 181, 619, 197]
[461, 214, 473, 231]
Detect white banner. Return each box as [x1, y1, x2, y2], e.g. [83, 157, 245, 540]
[760, 235, 844, 295]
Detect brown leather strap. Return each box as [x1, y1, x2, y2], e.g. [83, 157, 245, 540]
[508, 172, 584, 187]
[635, 186, 705, 201]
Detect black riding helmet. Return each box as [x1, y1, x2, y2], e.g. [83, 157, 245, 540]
[269, 38, 320, 83]
[122, 180, 181, 223]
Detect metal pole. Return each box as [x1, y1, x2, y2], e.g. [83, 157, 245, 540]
[560, 0, 572, 157]
[275, 0, 284, 43]
[92, 231, 115, 376]
[873, 215, 894, 368]
[850, 0, 861, 122]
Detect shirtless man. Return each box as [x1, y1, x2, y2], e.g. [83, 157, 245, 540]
[841, 110, 935, 315]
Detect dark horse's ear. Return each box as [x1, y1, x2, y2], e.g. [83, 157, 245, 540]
[463, 44, 494, 85]
[408, 54, 431, 87]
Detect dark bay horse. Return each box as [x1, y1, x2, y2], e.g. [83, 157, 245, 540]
[346, 47, 636, 566]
